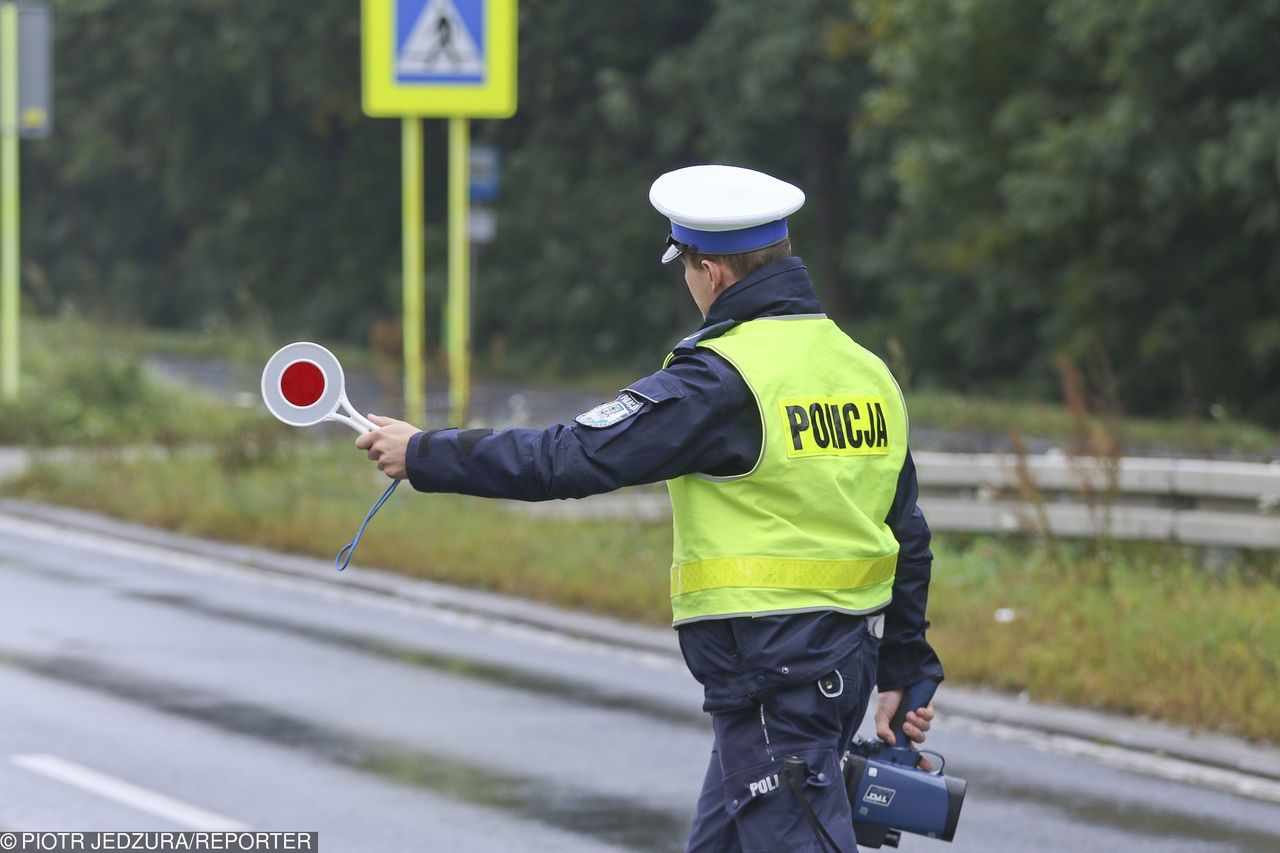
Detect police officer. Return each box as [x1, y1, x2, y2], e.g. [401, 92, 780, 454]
[357, 164, 944, 852]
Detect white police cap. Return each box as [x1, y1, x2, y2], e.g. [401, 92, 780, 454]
[650, 165, 805, 264]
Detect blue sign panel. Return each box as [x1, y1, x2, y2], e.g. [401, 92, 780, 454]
[469, 144, 500, 202]
[395, 0, 486, 86]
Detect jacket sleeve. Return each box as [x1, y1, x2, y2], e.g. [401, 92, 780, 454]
[877, 449, 946, 691]
[404, 351, 759, 500]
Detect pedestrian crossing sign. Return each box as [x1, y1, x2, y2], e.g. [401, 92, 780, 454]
[362, 0, 517, 118]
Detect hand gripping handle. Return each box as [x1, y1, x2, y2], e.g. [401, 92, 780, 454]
[889, 677, 940, 751]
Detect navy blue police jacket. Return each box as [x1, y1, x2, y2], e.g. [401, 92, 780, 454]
[406, 256, 944, 713]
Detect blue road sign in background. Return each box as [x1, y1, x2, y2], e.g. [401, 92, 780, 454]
[469, 143, 500, 202]
[396, 0, 486, 86]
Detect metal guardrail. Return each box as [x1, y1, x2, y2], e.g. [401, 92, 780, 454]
[506, 450, 1280, 549]
[914, 451, 1280, 549]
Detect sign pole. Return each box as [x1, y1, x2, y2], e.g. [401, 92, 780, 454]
[447, 116, 470, 426]
[1, 2, 19, 402]
[401, 117, 424, 424]
[363, 0, 515, 427]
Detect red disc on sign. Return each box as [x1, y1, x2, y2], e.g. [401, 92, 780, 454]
[280, 360, 326, 407]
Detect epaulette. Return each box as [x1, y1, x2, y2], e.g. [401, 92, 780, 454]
[669, 320, 739, 356]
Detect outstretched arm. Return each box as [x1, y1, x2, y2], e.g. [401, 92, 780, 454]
[355, 352, 760, 501]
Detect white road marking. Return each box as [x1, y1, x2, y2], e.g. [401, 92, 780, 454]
[11, 754, 249, 830]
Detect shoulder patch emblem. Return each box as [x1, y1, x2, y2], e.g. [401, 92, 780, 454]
[575, 393, 643, 428]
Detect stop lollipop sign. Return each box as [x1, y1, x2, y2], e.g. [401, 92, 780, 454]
[261, 342, 375, 433]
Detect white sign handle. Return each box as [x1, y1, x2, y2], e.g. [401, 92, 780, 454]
[331, 395, 377, 434]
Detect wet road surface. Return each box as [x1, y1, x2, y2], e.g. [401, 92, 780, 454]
[0, 507, 1277, 851]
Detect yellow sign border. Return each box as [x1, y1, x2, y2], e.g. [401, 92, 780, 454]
[362, 0, 517, 118]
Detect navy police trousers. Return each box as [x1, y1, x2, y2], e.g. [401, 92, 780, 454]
[685, 639, 877, 852]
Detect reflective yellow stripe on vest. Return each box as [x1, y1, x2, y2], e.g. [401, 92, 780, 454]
[671, 555, 898, 595]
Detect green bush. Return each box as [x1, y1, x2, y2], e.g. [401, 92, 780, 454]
[0, 334, 284, 454]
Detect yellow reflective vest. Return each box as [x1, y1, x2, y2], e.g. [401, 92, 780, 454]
[666, 316, 908, 625]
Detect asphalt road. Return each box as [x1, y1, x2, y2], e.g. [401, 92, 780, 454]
[0, 506, 1277, 852]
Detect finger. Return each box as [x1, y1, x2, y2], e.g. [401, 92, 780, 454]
[367, 414, 394, 425]
[906, 711, 931, 733]
[355, 432, 374, 450]
[902, 722, 925, 742]
[875, 718, 899, 743]
[918, 755, 934, 773]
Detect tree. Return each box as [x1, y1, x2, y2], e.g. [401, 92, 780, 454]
[25, 0, 401, 335]
[861, 0, 1280, 423]
[648, 0, 878, 319]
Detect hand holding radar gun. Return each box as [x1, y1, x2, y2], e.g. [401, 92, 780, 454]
[832, 678, 966, 848]
[261, 342, 399, 571]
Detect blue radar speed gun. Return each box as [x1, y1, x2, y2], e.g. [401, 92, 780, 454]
[843, 679, 967, 847]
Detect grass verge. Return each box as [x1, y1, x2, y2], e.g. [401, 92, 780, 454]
[0, 317, 279, 448]
[10, 445, 673, 624]
[929, 537, 1279, 741]
[6, 443, 1278, 743]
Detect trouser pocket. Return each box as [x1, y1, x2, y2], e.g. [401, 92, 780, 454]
[722, 748, 856, 852]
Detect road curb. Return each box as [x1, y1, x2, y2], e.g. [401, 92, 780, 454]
[935, 686, 1280, 783]
[1, 496, 1278, 788]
